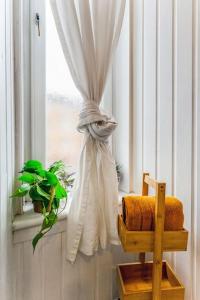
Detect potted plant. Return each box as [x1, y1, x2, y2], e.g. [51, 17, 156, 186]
[11, 160, 69, 251]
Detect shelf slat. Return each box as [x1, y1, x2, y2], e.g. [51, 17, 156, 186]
[118, 215, 188, 253]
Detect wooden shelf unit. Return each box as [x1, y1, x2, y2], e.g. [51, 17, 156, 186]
[117, 173, 188, 300]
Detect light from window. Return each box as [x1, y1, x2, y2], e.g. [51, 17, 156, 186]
[46, 1, 82, 171]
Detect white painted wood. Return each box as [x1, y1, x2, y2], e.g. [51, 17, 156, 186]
[23, 0, 32, 161]
[13, 0, 26, 214]
[13, 243, 24, 300]
[173, 2, 193, 299]
[13, 0, 33, 213]
[23, 239, 44, 300]
[157, 0, 173, 265]
[13, 219, 66, 244]
[112, 2, 130, 192]
[143, 0, 157, 182]
[13, 200, 69, 232]
[132, 0, 197, 298]
[43, 234, 62, 300]
[13, 224, 138, 300]
[157, 0, 173, 193]
[0, 1, 8, 296]
[132, 0, 144, 193]
[192, 1, 200, 299]
[30, 0, 46, 163]
[0, 0, 14, 299]
[61, 233, 80, 300]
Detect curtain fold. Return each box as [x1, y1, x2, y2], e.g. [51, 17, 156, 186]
[50, 0, 126, 263]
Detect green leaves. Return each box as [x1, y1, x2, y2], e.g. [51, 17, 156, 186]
[48, 160, 64, 174]
[29, 186, 43, 201]
[22, 160, 43, 173]
[45, 171, 58, 186]
[11, 183, 30, 198]
[55, 182, 67, 199]
[36, 185, 51, 200]
[32, 232, 44, 252]
[11, 159, 69, 253]
[32, 211, 58, 251]
[18, 172, 37, 184]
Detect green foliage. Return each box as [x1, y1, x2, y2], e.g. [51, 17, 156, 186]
[22, 160, 43, 173]
[32, 232, 44, 251]
[36, 185, 51, 200]
[45, 171, 58, 186]
[32, 211, 58, 251]
[11, 183, 30, 197]
[11, 159, 71, 252]
[48, 160, 65, 174]
[18, 172, 38, 184]
[55, 182, 67, 199]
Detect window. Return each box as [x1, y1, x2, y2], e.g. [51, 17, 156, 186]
[46, 1, 82, 171]
[24, 0, 131, 207]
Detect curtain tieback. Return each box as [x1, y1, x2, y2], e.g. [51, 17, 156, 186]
[77, 100, 117, 142]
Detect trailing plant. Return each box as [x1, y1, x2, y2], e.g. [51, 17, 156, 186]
[11, 160, 69, 251]
[116, 162, 122, 183]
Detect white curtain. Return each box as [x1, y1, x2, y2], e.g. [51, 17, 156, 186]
[50, 0, 126, 263]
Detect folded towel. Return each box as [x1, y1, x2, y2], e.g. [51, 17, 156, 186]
[122, 195, 184, 231]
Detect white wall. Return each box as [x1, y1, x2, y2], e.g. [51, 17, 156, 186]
[132, 1, 200, 299]
[113, 2, 133, 193]
[0, 0, 14, 299]
[13, 219, 136, 300]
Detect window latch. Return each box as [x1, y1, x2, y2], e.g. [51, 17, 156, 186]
[35, 13, 40, 36]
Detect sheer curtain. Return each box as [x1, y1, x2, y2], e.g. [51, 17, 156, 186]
[50, 0, 126, 263]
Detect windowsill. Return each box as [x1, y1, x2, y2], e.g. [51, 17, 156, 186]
[12, 198, 72, 232]
[12, 190, 128, 233]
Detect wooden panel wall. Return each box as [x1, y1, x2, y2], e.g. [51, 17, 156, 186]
[13, 222, 135, 300]
[132, 0, 199, 299]
[0, 0, 14, 299]
[113, 2, 131, 192]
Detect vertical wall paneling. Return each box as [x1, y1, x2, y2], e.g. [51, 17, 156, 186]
[23, 240, 44, 300]
[132, 0, 144, 193]
[112, 2, 130, 192]
[0, 0, 14, 299]
[61, 233, 80, 300]
[13, 244, 24, 300]
[196, 2, 200, 299]
[143, 0, 157, 180]
[173, 2, 193, 299]
[43, 234, 62, 300]
[157, 0, 173, 264]
[132, 0, 197, 298]
[193, 0, 200, 299]
[13, 0, 25, 214]
[157, 0, 173, 193]
[0, 0, 8, 296]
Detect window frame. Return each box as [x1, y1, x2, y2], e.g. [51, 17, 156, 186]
[30, 0, 46, 164]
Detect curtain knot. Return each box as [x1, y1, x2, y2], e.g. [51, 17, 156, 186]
[77, 100, 117, 142]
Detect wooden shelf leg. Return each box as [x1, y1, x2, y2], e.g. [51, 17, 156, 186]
[152, 182, 166, 300]
[139, 172, 150, 264]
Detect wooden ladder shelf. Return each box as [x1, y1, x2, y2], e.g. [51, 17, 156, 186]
[117, 173, 188, 300]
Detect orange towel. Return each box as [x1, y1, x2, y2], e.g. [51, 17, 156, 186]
[122, 195, 184, 231]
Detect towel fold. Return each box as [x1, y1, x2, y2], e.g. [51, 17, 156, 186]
[122, 195, 184, 231]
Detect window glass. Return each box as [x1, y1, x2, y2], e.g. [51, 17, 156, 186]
[46, 1, 82, 170]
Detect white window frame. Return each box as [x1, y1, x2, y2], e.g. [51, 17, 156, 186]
[30, 0, 46, 164]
